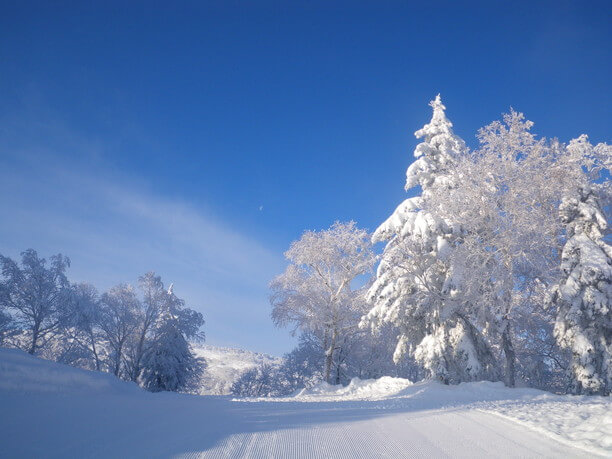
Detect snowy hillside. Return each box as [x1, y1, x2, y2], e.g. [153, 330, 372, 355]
[192, 344, 282, 395]
[1, 348, 610, 458]
[0, 347, 141, 395]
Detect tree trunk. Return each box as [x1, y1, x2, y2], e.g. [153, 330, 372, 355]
[324, 328, 337, 384]
[114, 342, 123, 376]
[457, 314, 499, 381]
[502, 326, 515, 387]
[29, 323, 40, 355]
[90, 331, 101, 371]
[132, 331, 147, 382]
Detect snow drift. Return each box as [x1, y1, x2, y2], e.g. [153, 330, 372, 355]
[292, 376, 414, 401]
[0, 348, 140, 395]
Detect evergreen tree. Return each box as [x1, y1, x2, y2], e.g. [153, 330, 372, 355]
[139, 285, 204, 392]
[551, 186, 611, 395]
[363, 95, 497, 383]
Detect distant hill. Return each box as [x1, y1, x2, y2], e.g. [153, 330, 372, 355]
[192, 344, 282, 395]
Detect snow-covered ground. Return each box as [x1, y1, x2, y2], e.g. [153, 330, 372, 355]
[1, 348, 609, 458]
[192, 344, 281, 395]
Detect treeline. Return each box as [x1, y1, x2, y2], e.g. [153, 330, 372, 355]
[234, 96, 611, 397]
[0, 250, 205, 393]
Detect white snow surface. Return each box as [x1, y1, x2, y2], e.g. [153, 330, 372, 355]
[1, 348, 610, 458]
[0, 347, 141, 395]
[192, 344, 282, 395]
[287, 376, 414, 401]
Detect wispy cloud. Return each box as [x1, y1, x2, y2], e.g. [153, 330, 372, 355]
[0, 116, 293, 355]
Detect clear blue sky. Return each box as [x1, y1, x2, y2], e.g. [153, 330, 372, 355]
[0, 1, 610, 355]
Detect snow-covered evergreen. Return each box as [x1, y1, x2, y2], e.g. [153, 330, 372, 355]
[362, 95, 496, 384]
[139, 285, 204, 392]
[551, 185, 611, 395]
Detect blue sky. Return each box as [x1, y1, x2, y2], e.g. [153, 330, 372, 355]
[0, 1, 610, 355]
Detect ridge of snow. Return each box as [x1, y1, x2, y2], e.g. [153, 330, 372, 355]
[0, 347, 141, 395]
[293, 376, 414, 401]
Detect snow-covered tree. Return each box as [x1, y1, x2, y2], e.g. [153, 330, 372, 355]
[429, 111, 569, 386]
[98, 284, 140, 376]
[0, 249, 71, 354]
[138, 284, 204, 392]
[230, 363, 282, 397]
[0, 307, 12, 345]
[363, 95, 497, 384]
[231, 334, 326, 397]
[550, 183, 611, 395]
[62, 282, 104, 370]
[125, 272, 169, 382]
[426, 112, 609, 389]
[271, 221, 376, 384]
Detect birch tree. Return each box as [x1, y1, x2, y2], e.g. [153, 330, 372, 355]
[271, 221, 376, 384]
[0, 249, 71, 354]
[98, 284, 140, 377]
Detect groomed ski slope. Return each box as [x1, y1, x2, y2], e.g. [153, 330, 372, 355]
[0, 349, 609, 458]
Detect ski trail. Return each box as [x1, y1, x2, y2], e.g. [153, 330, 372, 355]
[189, 408, 590, 458]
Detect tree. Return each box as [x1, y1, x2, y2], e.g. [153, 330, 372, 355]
[0, 249, 71, 354]
[363, 95, 497, 384]
[98, 284, 140, 377]
[551, 184, 611, 395]
[138, 284, 204, 392]
[271, 221, 376, 384]
[429, 111, 567, 386]
[125, 272, 168, 382]
[62, 282, 104, 370]
[432, 112, 610, 388]
[230, 363, 282, 397]
[0, 307, 14, 346]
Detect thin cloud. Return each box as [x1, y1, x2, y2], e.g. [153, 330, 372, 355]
[0, 125, 291, 354]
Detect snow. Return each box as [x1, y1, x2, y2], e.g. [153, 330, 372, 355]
[1, 348, 610, 458]
[291, 376, 414, 401]
[192, 344, 281, 395]
[482, 397, 612, 456]
[0, 347, 140, 395]
[242, 376, 611, 456]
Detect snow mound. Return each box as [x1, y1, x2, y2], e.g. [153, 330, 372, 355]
[481, 396, 612, 457]
[192, 344, 282, 395]
[294, 376, 414, 401]
[0, 347, 141, 395]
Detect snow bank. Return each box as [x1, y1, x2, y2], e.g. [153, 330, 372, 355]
[481, 395, 611, 457]
[293, 376, 414, 401]
[0, 348, 140, 395]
